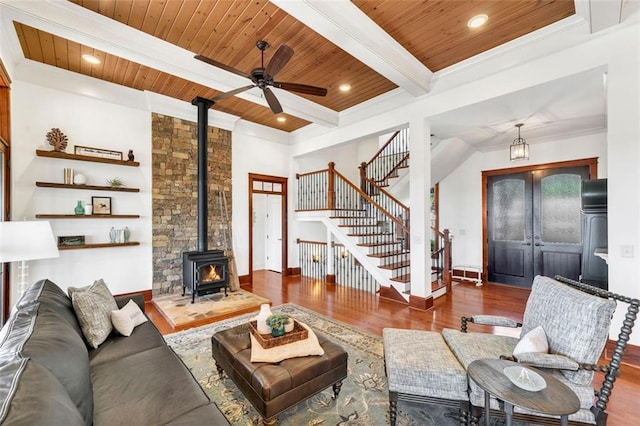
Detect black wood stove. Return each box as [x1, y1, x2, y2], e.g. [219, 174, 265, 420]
[182, 97, 230, 303]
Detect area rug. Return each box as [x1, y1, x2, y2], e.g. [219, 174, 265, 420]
[165, 303, 477, 425]
[152, 290, 270, 330]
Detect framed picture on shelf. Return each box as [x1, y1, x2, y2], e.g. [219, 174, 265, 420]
[74, 145, 123, 160]
[58, 235, 85, 246]
[92, 196, 112, 215]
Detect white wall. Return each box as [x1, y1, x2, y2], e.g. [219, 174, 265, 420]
[439, 132, 607, 267]
[231, 124, 291, 275]
[10, 81, 153, 300]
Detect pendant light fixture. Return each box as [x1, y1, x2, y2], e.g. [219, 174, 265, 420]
[510, 123, 529, 161]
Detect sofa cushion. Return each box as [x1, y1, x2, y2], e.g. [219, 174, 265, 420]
[522, 275, 616, 385]
[0, 358, 85, 425]
[71, 279, 119, 348]
[162, 403, 230, 425]
[88, 320, 166, 367]
[0, 301, 93, 425]
[17, 279, 84, 337]
[91, 346, 211, 425]
[442, 328, 519, 368]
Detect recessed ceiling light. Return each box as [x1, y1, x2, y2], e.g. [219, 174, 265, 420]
[82, 54, 101, 65]
[276, 116, 286, 123]
[467, 14, 488, 29]
[339, 83, 351, 92]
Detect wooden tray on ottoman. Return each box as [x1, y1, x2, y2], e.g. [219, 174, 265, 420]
[248, 320, 308, 349]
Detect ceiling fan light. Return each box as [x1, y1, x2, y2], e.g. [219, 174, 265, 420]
[510, 123, 530, 161]
[467, 14, 488, 29]
[339, 83, 351, 92]
[82, 53, 101, 65]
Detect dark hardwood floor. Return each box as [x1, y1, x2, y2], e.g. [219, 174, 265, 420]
[146, 271, 639, 426]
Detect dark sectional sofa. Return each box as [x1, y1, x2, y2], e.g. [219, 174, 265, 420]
[0, 279, 229, 425]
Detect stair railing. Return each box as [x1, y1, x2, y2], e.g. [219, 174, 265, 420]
[296, 238, 379, 294]
[431, 228, 452, 292]
[360, 128, 409, 190]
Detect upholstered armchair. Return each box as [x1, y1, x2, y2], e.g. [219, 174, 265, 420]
[442, 275, 638, 425]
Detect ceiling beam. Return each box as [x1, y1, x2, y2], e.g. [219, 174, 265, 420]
[0, 0, 339, 127]
[271, 0, 432, 97]
[574, 0, 625, 33]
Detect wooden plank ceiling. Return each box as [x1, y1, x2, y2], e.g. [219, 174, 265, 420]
[13, 0, 575, 132]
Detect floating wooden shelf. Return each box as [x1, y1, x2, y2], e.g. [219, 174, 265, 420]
[35, 214, 140, 219]
[58, 242, 140, 250]
[36, 182, 140, 192]
[36, 149, 140, 167]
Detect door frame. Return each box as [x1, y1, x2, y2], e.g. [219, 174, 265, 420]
[248, 173, 288, 282]
[482, 157, 598, 283]
[1, 58, 11, 323]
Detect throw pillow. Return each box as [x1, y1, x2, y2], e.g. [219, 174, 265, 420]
[71, 279, 118, 348]
[513, 325, 548, 356]
[250, 322, 324, 363]
[111, 299, 148, 336]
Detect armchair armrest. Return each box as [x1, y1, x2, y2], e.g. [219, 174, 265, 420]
[510, 352, 579, 370]
[114, 293, 145, 313]
[461, 315, 522, 332]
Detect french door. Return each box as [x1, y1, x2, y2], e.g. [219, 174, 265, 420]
[487, 165, 590, 287]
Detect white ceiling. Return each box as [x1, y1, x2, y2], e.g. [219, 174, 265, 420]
[429, 67, 608, 152]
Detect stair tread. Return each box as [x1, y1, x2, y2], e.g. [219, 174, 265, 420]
[347, 233, 387, 237]
[338, 224, 379, 228]
[391, 274, 411, 283]
[379, 260, 410, 270]
[368, 250, 408, 258]
[358, 241, 401, 247]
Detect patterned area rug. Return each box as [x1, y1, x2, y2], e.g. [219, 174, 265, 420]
[152, 290, 270, 330]
[165, 303, 471, 425]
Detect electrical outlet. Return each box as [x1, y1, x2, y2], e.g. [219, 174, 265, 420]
[621, 245, 634, 258]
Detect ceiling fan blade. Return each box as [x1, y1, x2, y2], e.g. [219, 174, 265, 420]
[210, 84, 256, 102]
[264, 44, 294, 79]
[272, 81, 328, 97]
[194, 54, 250, 79]
[263, 87, 283, 114]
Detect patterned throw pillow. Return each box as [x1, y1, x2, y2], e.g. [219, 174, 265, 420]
[71, 279, 118, 348]
[111, 299, 148, 336]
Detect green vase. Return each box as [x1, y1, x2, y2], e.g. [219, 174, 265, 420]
[271, 326, 286, 337]
[74, 200, 85, 215]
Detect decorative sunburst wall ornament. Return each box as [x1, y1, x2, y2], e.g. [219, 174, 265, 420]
[46, 128, 68, 152]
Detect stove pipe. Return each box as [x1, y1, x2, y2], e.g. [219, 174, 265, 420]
[191, 96, 215, 252]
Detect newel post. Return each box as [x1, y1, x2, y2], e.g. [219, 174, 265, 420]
[328, 162, 336, 210]
[443, 228, 452, 293]
[359, 162, 368, 194]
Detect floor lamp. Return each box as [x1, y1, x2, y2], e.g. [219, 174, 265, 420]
[0, 221, 60, 301]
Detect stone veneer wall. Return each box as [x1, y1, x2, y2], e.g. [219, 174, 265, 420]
[152, 113, 232, 296]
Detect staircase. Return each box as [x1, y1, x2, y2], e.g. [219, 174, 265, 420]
[296, 129, 451, 302]
[359, 129, 411, 290]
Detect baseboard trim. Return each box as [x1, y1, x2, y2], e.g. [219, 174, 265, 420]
[287, 267, 301, 276]
[409, 294, 434, 311]
[605, 340, 640, 369]
[117, 289, 152, 302]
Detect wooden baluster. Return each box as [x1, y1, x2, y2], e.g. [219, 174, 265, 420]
[328, 162, 335, 211]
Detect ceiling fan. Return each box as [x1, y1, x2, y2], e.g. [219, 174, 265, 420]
[195, 40, 328, 114]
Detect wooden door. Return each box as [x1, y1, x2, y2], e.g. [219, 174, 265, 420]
[488, 165, 589, 287]
[488, 172, 534, 286]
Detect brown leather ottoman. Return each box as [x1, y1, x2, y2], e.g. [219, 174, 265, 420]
[211, 322, 348, 425]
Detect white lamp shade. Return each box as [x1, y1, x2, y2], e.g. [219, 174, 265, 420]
[0, 221, 60, 263]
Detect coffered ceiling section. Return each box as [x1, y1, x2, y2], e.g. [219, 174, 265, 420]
[9, 0, 575, 132]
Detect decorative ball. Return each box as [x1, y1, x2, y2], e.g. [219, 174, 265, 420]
[74, 173, 87, 185]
